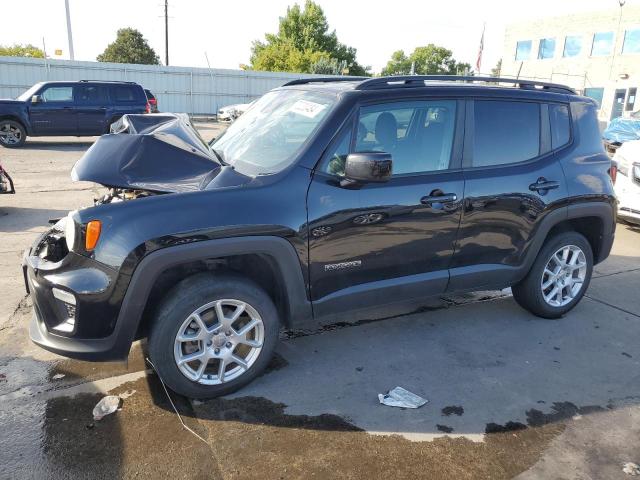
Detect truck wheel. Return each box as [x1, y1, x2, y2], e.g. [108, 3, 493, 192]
[0, 120, 26, 148]
[512, 231, 593, 319]
[148, 273, 280, 398]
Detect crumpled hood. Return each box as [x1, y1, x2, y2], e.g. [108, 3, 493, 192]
[71, 113, 225, 193]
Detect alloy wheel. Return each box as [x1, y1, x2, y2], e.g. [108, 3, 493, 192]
[173, 299, 264, 385]
[540, 245, 587, 307]
[0, 123, 22, 145]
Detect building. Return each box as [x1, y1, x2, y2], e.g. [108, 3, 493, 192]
[501, 5, 640, 122]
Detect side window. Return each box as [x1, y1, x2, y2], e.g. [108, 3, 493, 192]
[472, 100, 540, 167]
[113, 86, 137, 102]
[354, 100, 457, 175]
[76, 85, 108, 104]
[40, 86, 73, 102]
[549, 104, 571, 149]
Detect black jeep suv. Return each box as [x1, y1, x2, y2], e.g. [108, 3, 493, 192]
[0, 80, 148, 148]
[23, 76, 616, 398]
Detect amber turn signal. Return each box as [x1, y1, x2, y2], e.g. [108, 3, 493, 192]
[85, 220, 102, 250]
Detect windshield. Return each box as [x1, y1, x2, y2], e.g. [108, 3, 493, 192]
[211, 89, 337, 175]
[16, 83, 44, 101]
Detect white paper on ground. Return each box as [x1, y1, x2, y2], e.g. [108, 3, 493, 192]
[378, 387, 428, 409]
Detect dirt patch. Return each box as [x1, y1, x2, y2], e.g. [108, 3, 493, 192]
[442, 405, 464, 416]
[193, 395, 564, 480]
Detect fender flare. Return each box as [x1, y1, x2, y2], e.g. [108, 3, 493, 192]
[109, 236, 312, 359]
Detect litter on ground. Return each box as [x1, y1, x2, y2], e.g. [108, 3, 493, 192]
[378, 387, 428, 409]
[92, 395, 122, 420]
[623, 462, 640, 476]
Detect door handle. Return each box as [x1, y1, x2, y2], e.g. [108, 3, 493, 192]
[421, 193, 458, 205]
[529, 177, 559, 192]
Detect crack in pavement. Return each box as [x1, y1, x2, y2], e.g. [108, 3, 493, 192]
[584, 294, 640, 319]
[593, 267, 640, 279]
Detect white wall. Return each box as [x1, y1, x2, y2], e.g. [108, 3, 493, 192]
[0, 56, 337, 115]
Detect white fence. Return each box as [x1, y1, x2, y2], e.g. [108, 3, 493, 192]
[0, 56, 334, 115]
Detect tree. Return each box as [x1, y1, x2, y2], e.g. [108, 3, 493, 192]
[0, 44, 44, 58]
[491, 59, 502, 77]
[250, 1, 369, 75]
[381, 44, 469, 76]
[97, 28, 159, 65]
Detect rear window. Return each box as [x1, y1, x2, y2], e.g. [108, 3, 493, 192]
[112, 86, 139, 102]
[549, 104, 571, 149]
[472, 100, 540, 167]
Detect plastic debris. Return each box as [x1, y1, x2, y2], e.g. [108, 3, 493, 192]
[92, 395, 122, 420]
[623, 463, 640, 476]
[118, 390, 136, 400]
[52, 373, 65, 380]
[378, 387, 428, 409]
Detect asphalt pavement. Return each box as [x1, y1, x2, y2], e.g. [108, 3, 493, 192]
[1, 128, 639, 479]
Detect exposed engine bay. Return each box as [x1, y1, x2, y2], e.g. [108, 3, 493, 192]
[94, 187, 158, 205]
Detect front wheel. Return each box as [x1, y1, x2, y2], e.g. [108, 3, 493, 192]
[512, 231, 593, 319]
[0, 120, 26, 148]
[148, 273, 279, 398]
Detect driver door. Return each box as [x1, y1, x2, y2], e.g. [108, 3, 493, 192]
[30, 85, 77, 135]
[307, 99, 466, 317]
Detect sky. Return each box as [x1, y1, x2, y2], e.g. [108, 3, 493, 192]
[1, 0, 635, 74]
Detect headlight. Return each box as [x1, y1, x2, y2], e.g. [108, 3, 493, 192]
[65, 211, 77, 252]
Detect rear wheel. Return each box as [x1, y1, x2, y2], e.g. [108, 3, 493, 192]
[512, 231, 593, 319]
[0, 120, 26, 148]
[148, 273, 279, 398]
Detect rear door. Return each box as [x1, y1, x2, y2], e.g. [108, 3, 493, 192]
[29, 85, 77, 135]
[448, 98, 570, 291]
[76, 84, 110, 135]
[307, 97, 465, 316]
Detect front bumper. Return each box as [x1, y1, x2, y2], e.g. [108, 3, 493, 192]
[23, 231, 133, 361]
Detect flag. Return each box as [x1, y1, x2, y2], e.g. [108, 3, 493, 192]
[476, 23, 485, 73]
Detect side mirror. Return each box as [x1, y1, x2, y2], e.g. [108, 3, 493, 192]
[31, 95, 40, 104]
[343, 152, 392, 184]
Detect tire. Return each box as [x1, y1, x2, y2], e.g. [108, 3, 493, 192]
[0, 120, 26, 148]
[148, 273, 280, 398]
[512, 231, 593, 319]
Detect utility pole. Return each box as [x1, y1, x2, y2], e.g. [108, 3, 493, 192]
[64, 0, 75, 60]
[164, 0, 169, 66]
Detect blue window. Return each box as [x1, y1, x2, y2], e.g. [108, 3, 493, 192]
[515, 40, 532, 60]
[563, 36, 582, 57]
[473, 101, 540, 167]
[591, 32, 614, 56]
[623, 28, 640, 54]
[538, 38, 556, 59]
[584, 88, 604, 109]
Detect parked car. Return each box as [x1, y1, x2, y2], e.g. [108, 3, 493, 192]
[0, 162, 14, 193]
[144, 89, 159, 113]
[0, 80, 149, 148]
[24, 76, 616, 399]
[612, 140, 640, 225]
[602, 110, 640, 155]
[217, 101, 252, 122]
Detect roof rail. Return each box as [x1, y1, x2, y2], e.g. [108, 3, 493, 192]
[79, 79, 137, 84]
[355, 75, 576, 94]
[282, 76, 368, 87]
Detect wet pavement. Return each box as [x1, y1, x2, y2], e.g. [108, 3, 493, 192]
[1, 131, 640, 479]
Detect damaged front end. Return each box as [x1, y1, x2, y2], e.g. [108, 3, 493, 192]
[72, 113, 223, 196]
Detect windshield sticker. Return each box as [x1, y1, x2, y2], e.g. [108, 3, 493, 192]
[290, 99, 327, 118]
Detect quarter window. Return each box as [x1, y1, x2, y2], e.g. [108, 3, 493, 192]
[623, 28, 640, 54]
[515, 40, 532, 60]
[549, 104, 571, 149]
[40, 86, 73, 102]
[563, 35, 582, 57]
[591, 32, 614, 56]
[354, 100, 457, 175]
[472, 101, 540, 167]
[113, 86, 137, 102]
[538, 38, 556, 59]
